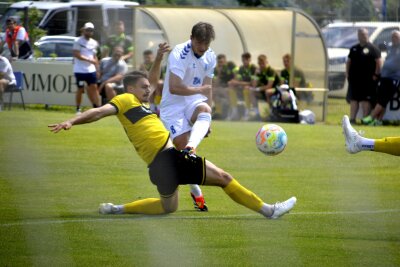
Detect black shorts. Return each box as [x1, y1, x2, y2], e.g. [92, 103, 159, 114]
[148, 148, 206, 197]
[347, 79, 377, 102]
[376, 78, 400, 107]
[75, 72, 97, 88]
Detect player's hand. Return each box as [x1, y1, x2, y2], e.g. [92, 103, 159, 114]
[157, 42, 171, 58]
[199, 84, 212, 96]
[48, 121, 72, 133]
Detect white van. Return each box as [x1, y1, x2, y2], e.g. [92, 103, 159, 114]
[0, 0, 139, 43]
[322, 22, 400, 97]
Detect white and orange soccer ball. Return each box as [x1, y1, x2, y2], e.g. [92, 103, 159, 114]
[255, 124, 287, 156]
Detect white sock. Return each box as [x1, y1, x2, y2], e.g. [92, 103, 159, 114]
[259, 203, 274, 217]
[190, 184, 203, 197]
[114, 205, 124, 214]
[360, 137, 375, 151]
[187, 112, 211, 149]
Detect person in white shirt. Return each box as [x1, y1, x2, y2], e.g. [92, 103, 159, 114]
[160, 22, 217, 211]
[0, 55, 16, 111]
[73, 22, 100, 114]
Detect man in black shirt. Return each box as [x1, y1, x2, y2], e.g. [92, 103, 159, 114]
[346, 28, 382, 123]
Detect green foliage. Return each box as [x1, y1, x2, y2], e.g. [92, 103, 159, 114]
[1, 108, 400, 266]
[385, 0, 400, 21]
[350, 0, 376, 21]
[18, 7, 47, 43]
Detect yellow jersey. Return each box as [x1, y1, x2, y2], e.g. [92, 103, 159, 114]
[110, 93, 170, 165]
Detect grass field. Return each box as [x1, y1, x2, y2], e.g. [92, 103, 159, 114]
[1, 105, 400, 266]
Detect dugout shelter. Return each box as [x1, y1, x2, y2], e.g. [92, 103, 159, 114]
[133, 7, 328, 121]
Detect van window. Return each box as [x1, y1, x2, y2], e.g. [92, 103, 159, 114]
[76, 6, 103, 41]
[373, 27, 400, 47]
[44, 10, 70, 35]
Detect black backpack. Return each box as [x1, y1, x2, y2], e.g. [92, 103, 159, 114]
[268, 86, 300, 123]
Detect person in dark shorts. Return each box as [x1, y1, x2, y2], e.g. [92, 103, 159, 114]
[48, 42, 297, 219]
[346, 28, 382, 124]
[73, 22, 100, 114]
[362, 31, 400, 126]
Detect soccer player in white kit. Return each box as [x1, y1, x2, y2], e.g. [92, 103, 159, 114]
[160, 22, 216, 211]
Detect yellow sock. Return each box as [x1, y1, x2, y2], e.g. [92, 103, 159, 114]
[223, 179, 264, 212]
[374, 137, 400, 156]
[228, 88, 238, 107]
[123, 198, 165, 214]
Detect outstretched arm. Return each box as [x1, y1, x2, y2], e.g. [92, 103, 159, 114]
[148, 42, 170, 92]
[48, 104, 117, 133]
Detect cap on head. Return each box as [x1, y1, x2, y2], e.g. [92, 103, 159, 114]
[83, 22, 95, 30]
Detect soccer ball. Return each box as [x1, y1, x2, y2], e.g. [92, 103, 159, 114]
[255, 124, 287, 156]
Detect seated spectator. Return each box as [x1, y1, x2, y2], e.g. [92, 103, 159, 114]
[280, 53, 306, 87]
[213, 54, 236, 119]
[139, 49, 154, 72]
[0, 55, 16, 111]
[250, 54, 281, 118]
[102, 21, 134, 63]
[138, 49, 166, 115]
[5, 17, 32, 60]
[361, 30, 400, 126]
[227, 52, 257, 120]
[98, 46, 128, 104]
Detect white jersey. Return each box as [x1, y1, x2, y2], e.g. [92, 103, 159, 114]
[73, 36, 98, 73]
[160, 40, 216, 110]
[0, 56, 16, 85]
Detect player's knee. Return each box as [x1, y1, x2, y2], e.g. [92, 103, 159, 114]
[215, 169, 233, 187]
[162, 202, 178, 214]
[197, 104, 212, 114]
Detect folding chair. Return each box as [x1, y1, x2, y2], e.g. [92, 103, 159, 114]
[6, 71, 25, 110]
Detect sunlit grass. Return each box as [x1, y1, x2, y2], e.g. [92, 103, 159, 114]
[1, 108, 399, 266]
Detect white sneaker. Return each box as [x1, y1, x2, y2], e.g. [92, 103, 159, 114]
[76, 108, 82, 115]
[268, 196, 297, 219]
[99, 203, 121, 214]
[342, 115, 362, 154]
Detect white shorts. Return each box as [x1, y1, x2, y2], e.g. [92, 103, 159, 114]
[161, 99, 208, 140]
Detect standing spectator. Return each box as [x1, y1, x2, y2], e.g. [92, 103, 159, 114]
[73, 22, 100, 114]
[280, 53, 306, 87]
[227, 52, 256, 120]
[361, 30, 400, 126]
[160, 22, 217, 211]
[98, 46, 128, 104]
[5, 17, 32, 60]
[0, 55, 16, 111]
[213, 53, 236, 119]
[250, 54, 280, 118]
[346, 28, 382, 124]
[102, 21, 134, 63]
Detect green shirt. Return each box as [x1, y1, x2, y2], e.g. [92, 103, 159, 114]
[255, 66, 280, 88]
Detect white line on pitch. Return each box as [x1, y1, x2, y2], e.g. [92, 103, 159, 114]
[1, 209, 400, 227]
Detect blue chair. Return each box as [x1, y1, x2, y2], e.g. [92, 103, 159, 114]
[6, 71, 25, 110]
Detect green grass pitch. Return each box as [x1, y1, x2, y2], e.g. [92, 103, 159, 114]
[1, 108, 399, 266]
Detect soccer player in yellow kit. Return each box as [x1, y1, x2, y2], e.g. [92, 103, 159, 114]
[48, 43, 296, 219]
[342, 115, 400, 156]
